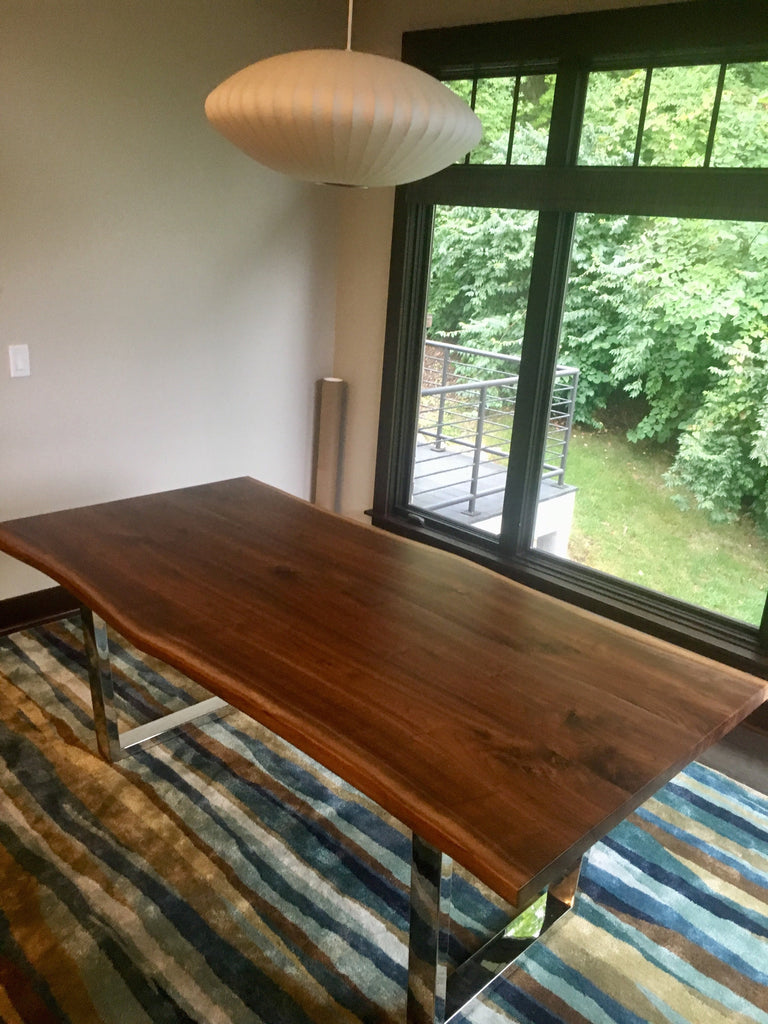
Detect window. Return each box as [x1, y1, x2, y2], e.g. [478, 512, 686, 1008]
[373, 0, 768, 675]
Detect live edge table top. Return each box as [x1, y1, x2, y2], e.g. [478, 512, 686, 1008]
[0, 477, 765, 909]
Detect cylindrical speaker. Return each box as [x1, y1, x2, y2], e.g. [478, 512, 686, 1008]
[311, 377, 347, 512]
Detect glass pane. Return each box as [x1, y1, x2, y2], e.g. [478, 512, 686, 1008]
[471, 77, 516, 164]
[711, 61, 768, 168]
[537, 213, 768, 627]
[640, 65, 720, 166]
[449, 74, 555, 166]
[512, 74, 555, 165]
[409, 206, 540, 532]
[579, 69, 647, 166]
[445, 79, 473, 106]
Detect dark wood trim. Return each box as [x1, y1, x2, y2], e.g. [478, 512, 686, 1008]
[402, 0, 768, 78]
[407, 166, 768, 223]
[760, 591, 768, 647]
[501, 61, 586, 553]
[0, 586, 78, 636]
[501, 209, 576, 552]
[373, 194, 435, 518]
[746, 703, 768, 734]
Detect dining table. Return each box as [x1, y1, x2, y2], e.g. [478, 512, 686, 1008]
[0, 476, 764, 1023]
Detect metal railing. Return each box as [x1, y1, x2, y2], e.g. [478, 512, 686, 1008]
[413, 340, 579, 518]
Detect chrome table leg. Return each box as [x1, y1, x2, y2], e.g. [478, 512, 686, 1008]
[444, 887, 570, 1020]
[407, 834, 454, 1024]
[81, 606, 123, 761]
[407, 833, 573, 1024]
[80, 606, 228, 762]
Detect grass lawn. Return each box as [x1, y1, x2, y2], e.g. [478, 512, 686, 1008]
[564, 428, 768, 627]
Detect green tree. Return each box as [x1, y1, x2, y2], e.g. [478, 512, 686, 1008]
[429, 204, 536, 351]
[666, 331, 768, 526]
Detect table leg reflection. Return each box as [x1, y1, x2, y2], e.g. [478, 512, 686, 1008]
[407, 833, 574, 1024]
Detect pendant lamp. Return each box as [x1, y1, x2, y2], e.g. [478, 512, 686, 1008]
[204, 1, 481, 187]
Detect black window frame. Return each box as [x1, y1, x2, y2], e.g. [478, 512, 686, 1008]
[372, 0, 768, 678]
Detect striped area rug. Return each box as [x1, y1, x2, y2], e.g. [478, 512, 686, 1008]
[1, 618, 767, 1024]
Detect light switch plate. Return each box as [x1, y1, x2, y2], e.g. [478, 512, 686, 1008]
[8, 344, 30, 378]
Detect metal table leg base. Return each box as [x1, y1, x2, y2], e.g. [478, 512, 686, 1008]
[444, 887, 570, 1021]
[80, 606, 228, 762]
[407, 833, 574, 1024]
[407, 834, 454, 1024]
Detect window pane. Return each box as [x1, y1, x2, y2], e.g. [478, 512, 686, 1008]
[409, 206, 539, 531]
[537, 213, 768, 626]
[712, 61, 768, 168]
[446, 74, 555, 166]
[511, 75, 555, 165]
[471, 77, 516, 164]
[640, 65, 720, 166]
[445, 79, 473, 106]
[579, 69, 647, 166]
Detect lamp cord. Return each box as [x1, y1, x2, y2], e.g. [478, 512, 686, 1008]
[346, 0, 353, 50]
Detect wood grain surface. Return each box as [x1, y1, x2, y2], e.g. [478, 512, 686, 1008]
[0, 477, 765, 908]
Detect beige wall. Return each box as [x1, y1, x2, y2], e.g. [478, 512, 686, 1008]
[333, 0, 688, 520]
[0, 0, 345, 599]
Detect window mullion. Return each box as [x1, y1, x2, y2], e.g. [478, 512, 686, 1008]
[464, 77, 480, 165]
[704, 63, 728, 168]
[760, 594, 768, 651]
[505, 76, 521, 165]
[374, 196, 435, 518]
[545, 63, 588, 167]
[633, 67, 653, 167]
[499, 211, 576, 554]
[498, 62, 587, 555]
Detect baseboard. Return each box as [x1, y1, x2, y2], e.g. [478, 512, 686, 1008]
[0, 586, 79, 636]
[744, 702, 768, 736]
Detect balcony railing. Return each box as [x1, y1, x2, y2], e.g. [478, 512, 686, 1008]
[411, 340, 579, 523]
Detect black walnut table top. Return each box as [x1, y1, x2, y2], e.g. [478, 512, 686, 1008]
[0, 477, 764, 907]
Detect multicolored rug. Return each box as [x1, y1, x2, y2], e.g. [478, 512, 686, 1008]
[1, 618, 767, 1024]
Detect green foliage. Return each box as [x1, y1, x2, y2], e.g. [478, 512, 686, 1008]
[712, 61, 768, 168]
[429, 204, 537, 349]
[665, 334, 768, 526]
[561, 217, 768, 523]
[448, 74, 556, 165]
[559, 214, 639, 426]
[562, 218, 768, 442]
[579, 62, 768, 168]
[428, 59, 768, 527]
